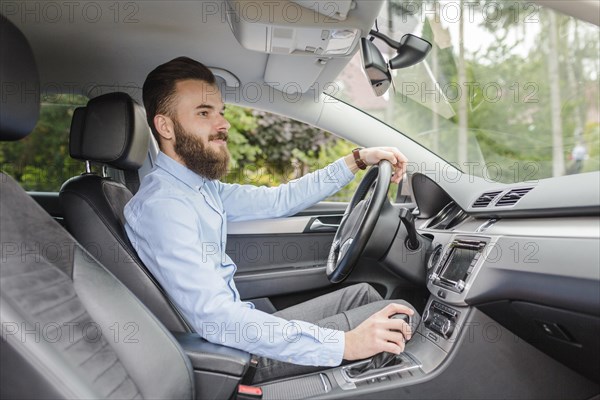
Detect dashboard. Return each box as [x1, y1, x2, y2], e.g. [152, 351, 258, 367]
[408, 172, 600, 383]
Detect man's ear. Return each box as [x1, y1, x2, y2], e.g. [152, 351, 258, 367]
[154, 114, 175, 142]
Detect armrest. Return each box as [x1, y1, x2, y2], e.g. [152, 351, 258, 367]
[171, 332, 251, 377]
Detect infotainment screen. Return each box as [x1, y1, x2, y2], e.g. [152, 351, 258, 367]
[440, 247, 478, 283]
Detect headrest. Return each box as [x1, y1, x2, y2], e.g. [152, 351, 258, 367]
[69, 92, 150, 170]
[0, 15, 40, 141]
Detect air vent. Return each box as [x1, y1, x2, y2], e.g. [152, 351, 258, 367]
[472, 191, 502, 208]
[495, 188, 533, 207]
[427, 202, 468, 230]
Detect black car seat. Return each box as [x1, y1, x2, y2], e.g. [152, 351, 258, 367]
[0, 14, 194, 399]
[59, 93, 191, 333]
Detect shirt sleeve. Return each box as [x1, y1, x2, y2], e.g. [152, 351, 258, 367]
[219, 157, 355, 222]
[126, 195, 346, 366]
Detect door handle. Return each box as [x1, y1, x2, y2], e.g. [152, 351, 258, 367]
[309, 218, 339, 232]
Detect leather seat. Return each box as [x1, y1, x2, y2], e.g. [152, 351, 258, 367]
[0, 15, 194, 399]
[59, 92, 191, 333]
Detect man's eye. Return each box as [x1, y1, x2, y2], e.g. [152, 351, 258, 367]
[198, 111, 209, 117]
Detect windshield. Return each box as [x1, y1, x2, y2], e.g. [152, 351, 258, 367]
[335, 1, 599, 183]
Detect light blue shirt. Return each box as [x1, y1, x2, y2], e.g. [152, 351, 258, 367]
[124, 152, 355, 366]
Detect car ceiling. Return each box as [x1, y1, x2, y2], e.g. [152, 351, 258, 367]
[3, 0, 597, 111]
[4, 0, 383, 102]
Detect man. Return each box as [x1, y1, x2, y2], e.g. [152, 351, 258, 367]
[570, 141, 587, 174]
[125, 57, 417, 383]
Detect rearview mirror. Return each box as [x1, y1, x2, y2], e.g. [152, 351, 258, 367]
[389, 34, 432, 70]
[361, 31, 432, 97]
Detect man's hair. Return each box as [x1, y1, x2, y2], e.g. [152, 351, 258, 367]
[142, 57, 216, 146]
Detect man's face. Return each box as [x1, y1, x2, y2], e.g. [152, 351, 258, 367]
[170, 79, 231, 180]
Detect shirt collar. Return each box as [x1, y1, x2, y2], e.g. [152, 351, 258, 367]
[155, 151, 208, 191]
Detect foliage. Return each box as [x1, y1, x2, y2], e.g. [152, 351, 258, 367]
[581, 122, 600, 173]
[246, 110, 336, 173]
[222, 106, 354, 198]
[1, 95, 89, 191]
[1, 98, 363, 202]
[223, 105, 260, 163]
[382, 0, 599, 183]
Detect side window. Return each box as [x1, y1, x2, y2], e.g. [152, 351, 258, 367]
[1, 95, 90, 192]
[222, 105, 399, 202]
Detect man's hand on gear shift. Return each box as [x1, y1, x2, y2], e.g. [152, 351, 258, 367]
[343, 303, 414, 361]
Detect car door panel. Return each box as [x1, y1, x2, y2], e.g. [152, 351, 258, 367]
[228, 203, 346, 300]
[228, 228, 337, 299]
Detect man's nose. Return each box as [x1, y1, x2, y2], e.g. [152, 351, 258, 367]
[217, 113, 231, 131]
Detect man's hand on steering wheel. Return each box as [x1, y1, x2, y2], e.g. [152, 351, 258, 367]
[328, 147, 409, 283]
[344, 146, 408, 184]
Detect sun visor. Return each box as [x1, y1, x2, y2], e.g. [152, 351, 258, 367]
[264, 54, 326, 94]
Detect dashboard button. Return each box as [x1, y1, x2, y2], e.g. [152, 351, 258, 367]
[437, 289, 446, 299]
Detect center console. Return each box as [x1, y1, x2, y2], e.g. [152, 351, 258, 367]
[241, 232, 597, 399]
[428, 236, 489, 301]
[334, 350, 423, 390]
[325, 235, 491, 393]
[414, 236, 489, 353]
[418, 236, 489, 344]
[255, 235, 493, 397]
[422, 300, 460, 339]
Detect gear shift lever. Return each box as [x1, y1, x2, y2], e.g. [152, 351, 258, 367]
[346, 314, 411, 378]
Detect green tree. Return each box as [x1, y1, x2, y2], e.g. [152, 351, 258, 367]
[1, 94, 89, 191]
[220, 105, 364, 201]
[384, 0, 599, 183]
[246, 110, 337, 174]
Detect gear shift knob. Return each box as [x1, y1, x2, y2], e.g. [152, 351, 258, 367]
[391, 313, 411, 323]
[346, 313, 412, 378]
[368, 313, 411, 367]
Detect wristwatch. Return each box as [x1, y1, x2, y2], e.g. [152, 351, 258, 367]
[352, 148, 367, 170]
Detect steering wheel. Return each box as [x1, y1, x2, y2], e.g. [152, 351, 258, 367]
[326, 160, 392, 283]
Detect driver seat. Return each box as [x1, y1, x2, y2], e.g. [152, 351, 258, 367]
[59, 92, 191, 333]
[0, 14, 194, 399]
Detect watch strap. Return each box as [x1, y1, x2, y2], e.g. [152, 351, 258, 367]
[352, 148, 367, 170]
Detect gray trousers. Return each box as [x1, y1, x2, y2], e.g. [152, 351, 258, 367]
[252, 283, 415, 383]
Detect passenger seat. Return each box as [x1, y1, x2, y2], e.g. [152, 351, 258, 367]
[0, 14, 194, 399]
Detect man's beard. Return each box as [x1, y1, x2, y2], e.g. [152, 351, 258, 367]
[172, 118, 230, 180]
